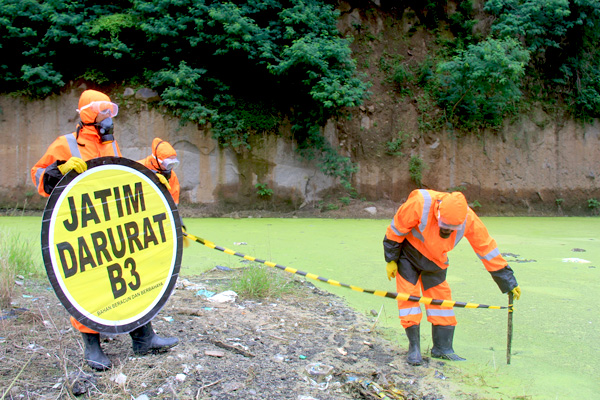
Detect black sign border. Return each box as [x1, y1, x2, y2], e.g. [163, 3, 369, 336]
[41, 157, 182, 334]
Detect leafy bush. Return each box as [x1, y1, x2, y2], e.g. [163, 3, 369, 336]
[0, 0, 370, 184]
[588, 198, 600, 214]
[408, 155, 426, 187]
[255, 183, 274, 198]
[485, 0, 600, 118]
[386, 131, 409, 156]
[434, 38, 530, 129]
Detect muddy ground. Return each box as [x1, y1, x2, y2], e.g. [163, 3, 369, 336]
[0, 263, 481, 400]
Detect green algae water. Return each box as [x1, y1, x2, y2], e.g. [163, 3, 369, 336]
[4, 216, 599, 399]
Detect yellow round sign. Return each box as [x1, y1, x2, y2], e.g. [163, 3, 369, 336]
[41, 157, 182, 333]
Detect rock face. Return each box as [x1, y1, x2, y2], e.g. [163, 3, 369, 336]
[0, 89, 336, 211]
[0, 88, 598, 214]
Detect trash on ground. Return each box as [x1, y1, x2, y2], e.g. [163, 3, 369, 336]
[434, 370, 447, 380]
[233, 242, 247, 245]
[0, 308, 29, 321]
[345, 377, 404, 399]
[303, 363, 333, 390]
[110, 372, 127, 385]
[177, 278, 207, 291]
[207, 290, 238, 303]
[215, 265, 233, 271]
[196, 289, 216, 298]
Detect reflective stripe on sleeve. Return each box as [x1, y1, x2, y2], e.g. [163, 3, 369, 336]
[417, 189, 431, 233]
[411, 228, 424, 242]
[112, 141, 118, 156]
[478, 247, 501, 261]
[35, 167, 45, 188]
[389, 219, 408, 237]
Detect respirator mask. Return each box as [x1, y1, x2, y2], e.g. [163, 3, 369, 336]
[95, 118, 114, 143]
[77, 101, 118, 143]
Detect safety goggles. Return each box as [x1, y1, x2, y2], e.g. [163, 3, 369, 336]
[77, 101, 119, 117]
[160, 157, 180, 171]
[437, 211, 462, 230]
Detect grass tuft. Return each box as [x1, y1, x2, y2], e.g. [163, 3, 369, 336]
[229, 264, 294, 299]
[0, 228, 43, 308]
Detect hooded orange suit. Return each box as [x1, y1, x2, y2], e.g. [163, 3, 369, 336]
[31, 90, 121, 197]
[137, 138, 180, 204]
[31, 89, 122, 334]
[383, 189, 518, 328]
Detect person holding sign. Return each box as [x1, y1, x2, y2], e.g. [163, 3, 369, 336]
[31, 89, 178, 371]
[383, 190, 521, 366]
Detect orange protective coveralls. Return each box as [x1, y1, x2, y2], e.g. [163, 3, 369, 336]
[137, 138, 180, 204]
[383, 189, 517, 329]
[30, 89, 122, 334]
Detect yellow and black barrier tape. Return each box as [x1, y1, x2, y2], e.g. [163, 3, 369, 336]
[184, 232, 506, 310]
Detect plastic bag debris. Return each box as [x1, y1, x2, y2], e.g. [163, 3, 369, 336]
[303, 363, 333, 390]
[196, 289, 216, 298]
[207, 290, 238, 303]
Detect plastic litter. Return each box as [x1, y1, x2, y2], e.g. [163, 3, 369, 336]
[303, 363, 333, 390]
[207, 290, 238, 303]
[196, 289, 216, 298]
[216, 265, 233, 271]
[0, 308, 28, 321]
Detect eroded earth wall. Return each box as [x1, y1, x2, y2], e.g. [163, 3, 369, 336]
[0, 89, 598, 214]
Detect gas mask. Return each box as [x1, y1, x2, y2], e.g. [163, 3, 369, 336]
[439, 228, 453, 239]
[95, 118, 114, 143]
[158, 170, 172, 180]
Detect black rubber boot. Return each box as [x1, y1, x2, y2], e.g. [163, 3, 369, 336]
[81, 333, 112, 371]
[431, 325, 466, 361]
[405, 325, 423, 366]
[130, 322, 179, 355]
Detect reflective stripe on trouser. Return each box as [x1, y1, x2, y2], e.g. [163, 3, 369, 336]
[70, 316, 98, 334]
[395, 274, 457, 329]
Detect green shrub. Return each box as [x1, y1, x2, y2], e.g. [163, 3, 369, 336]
[386, 131, 409, 156]
[255, 183, 273, 198]
[0, 0, 370, 186]
[434, 37, 530, 130]
[588, 198, 600, 214]
[469, 200, 482, 209]
[408, 155, 427, 187]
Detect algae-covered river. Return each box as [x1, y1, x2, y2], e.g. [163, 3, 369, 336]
[3, 216, 598, 399]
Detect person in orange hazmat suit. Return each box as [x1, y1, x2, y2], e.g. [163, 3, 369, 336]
[137, 137, 192, 248]
[138, 138, 181, 204]
[383, 189, 521, 366]
[31, 89, 178, 371]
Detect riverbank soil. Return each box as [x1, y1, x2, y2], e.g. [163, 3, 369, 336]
[1, 267, 478, 400]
